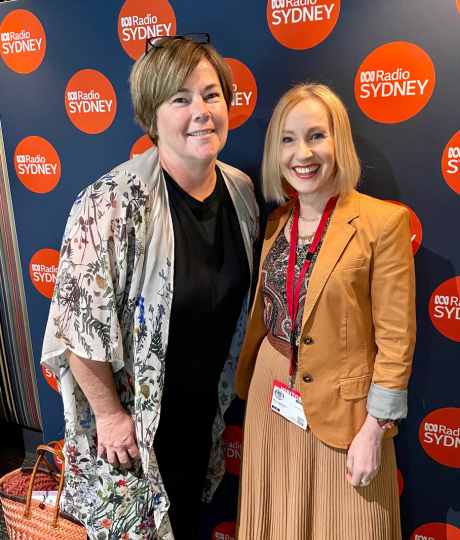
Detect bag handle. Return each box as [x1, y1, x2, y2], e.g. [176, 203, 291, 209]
[24, 441, 65, 529]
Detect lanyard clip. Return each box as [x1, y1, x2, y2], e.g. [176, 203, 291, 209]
[290, 331, 296, 350]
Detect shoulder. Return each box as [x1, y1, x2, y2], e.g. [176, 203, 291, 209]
[341, 192, 411, 252]
[217, 160, 254, 193]
[217, 161, 259, 229]
[74, 169, 150, 209]
[355, 192, 409, 230]
[358, 192, 407, 218]
[68, 169, 151, 233]
[112, 146, 160, 193]
[71, 147, 161, 212]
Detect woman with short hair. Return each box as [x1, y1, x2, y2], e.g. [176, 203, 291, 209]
[41, 35, 258, 540]
[236, 83, 415, 540]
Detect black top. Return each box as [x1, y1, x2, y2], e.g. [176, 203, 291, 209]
[153, 166, 250, 539]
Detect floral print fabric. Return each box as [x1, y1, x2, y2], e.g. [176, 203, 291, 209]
[41, 148, 259, 540]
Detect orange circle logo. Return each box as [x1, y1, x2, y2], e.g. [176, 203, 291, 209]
[29, 248, 59, 299]
[411, 523, 460, 540]
[0, 10, 46, 73]
[355, 42, 435, 123]
[118, 0, 176, 60]
[429, 277, 460, 342]
[225, 58, 258, 130]
[222, 425, 242, 475]
[386, 201, 422, 255]
[267, 0, 340, 50]
[441, 130, 460, 196]
[65, 70, 117, 134]
[213, 522, 236, 540]
[42, 365, 58, 392]
[130, 134, 154, 160]
[457, 0, 460, 14]
[397, 468, 403, 496]
[14, 136, 61, 193]
[420, 408, 460, 468]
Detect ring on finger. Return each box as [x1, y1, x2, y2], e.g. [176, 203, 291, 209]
[359, 477, 372, 487]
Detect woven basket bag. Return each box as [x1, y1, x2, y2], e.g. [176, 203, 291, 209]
[0, 441, 86, 540]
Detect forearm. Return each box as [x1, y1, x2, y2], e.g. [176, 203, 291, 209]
[68, 352, 122, 419]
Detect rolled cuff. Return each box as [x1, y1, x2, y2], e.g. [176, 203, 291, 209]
[366, 382, 408, 420]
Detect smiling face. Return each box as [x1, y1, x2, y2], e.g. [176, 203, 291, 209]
[156, 59, 229, 168]
[280, 98, 336, 199]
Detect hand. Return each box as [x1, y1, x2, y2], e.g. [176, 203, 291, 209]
[346, 414, 384, 487]
[96, 408, 141, 469]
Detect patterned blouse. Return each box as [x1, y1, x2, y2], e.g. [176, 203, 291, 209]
[262, 207, 334, 347]
[41, 147, 258, 540]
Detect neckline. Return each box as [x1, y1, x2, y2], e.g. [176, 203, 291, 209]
[162, 167, 221, 206]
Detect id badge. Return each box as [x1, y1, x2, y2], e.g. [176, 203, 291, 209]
[270, 379, 308, 430]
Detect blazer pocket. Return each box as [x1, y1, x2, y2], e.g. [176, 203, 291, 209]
[333, 258, 365, 272]
[340, 374, 372, 400]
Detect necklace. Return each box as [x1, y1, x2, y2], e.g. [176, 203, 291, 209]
[299, 209, 321, 223]
[288, 211, 315, 245]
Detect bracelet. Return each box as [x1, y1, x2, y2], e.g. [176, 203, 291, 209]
[377, 418, 402, 430]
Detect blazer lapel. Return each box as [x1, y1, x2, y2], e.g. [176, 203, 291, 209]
[302, 191, 360, 325]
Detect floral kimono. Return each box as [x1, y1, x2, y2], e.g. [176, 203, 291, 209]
[41, 146, 259, 540]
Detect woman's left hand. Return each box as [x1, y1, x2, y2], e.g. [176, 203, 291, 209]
[346, 413, 384, 487]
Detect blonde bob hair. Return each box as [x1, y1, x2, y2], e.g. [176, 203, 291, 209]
[262, 83, 361, 204]
[130, 37, 233, 144]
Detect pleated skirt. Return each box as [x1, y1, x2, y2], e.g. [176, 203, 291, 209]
[237, 336, 402, 540]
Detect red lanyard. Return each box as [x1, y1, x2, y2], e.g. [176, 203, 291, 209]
[286, 196, 337, 388]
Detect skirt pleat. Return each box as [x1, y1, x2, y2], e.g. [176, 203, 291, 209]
[237, 336, 402, 540]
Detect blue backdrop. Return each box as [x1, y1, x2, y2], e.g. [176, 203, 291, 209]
[0, 1, 459, 539]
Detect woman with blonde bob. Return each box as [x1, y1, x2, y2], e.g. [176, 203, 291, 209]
[41, 35, 258, 540]
[235, 83, 415, 540]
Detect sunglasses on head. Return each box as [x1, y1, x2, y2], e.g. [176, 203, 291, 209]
[145, 33, 211, 55]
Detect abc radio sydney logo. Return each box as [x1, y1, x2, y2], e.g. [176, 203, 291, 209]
[222, 425, 242, 475]
[14, 136, 61, 193]
[213, 522, 236, 540]
[267, 0, 340, 50]
[119, 14, 172, 42]
[411, 523, 460, 540]
[118, 0, 176, 60]
[0, 9, 46, 73]
[355, 42, 435, 123]
[225, 58, 258, 130]
[66, 90, 113, 114]
[420, 408, 460, 468]
[65, 70, 117, 134]
[442, 131, 460, 196]
[29, 248, 60, 299]
[429, 277, 460, 342]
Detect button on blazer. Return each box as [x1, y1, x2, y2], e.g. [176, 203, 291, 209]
[235, 190, 416, 448]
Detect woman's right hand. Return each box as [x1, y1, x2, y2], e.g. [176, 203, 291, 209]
[96, 408, 141, 468]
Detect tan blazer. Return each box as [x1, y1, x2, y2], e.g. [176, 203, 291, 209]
[235, 190, 416, 448]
